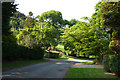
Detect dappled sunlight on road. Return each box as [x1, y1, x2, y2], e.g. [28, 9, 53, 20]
[3, 72, 28, 78]
[56, 62, 70, 64]
[2, 60, 73, 78]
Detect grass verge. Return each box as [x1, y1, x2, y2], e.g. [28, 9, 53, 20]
[65, 68, 118, 78]
[54, 55, 70, 60]
[75, 61, 95, 65]
[2, 59, 48, 71]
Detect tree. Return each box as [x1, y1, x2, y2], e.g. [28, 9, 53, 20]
[38, 10, 64, 49]
[39, 10, 63, 28]
[100, 2, 120, 54]
[61, 2, 109, 59]
[24, 11, 34, 28]
[38, 22, 62, 49]
[2, 2, 17, 35]
[69, 19, 79, 26]
[2, 2, 17, 43]
[13, 11, 26, 20]
[29, 11, 33, 16]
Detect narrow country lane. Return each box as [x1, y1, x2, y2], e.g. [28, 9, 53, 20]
[2, 58, 102, 79]
[2, 60, 74, 78]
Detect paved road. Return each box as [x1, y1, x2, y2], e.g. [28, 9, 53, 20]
[2, 58, 95, 79]
[2, 60, 75, 78]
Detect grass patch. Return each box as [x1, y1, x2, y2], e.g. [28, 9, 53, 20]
[54, 55, 70, 60]
[65, 68, 118, 78]
[75, 61, 95, 65]
[2, 59, 48, 71]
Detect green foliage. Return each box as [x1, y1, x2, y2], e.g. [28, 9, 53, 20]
[5, 10, 64, 61]
[69, 19, 79, 26]
[36, 22, 62, 48]
[104, 54, 120, 77]
[2, 2, 18, 44]
[2, 42, 44, 61]
[13, 11, 26, 20]
[24, 12, 35, 28]
[10, 17, 25, 29]
[101, 2, 120, 29]
[109, 41, 116, 49]
[29, 11, 33, 16]
[103, 55, 113, 72]
[109, 40, 120, 54]
[36, 10, 64, 48]
[61, 20, 109, 57]
[16, 27, 42, 48]
[112, 31, 120, 39]
[75, 61, 95, 65]
[2, 2, 17, 35]
[40, 10, 63, 28]
[2, 34, 17, 43]
[5, 2, 120, 76]
[100, 2, 120, 54]
[56, 44, 65, 52]
[60, 2, 109, 58]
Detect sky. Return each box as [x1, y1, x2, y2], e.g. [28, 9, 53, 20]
[15, 0, 100, 21]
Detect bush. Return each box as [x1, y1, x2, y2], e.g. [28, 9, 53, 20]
[2, 42, 21, 60]
[104, 55, 115, 72]
[111, 54, 120, 76]
[2, 42, 44, 61]
[103, 54, 120, 77]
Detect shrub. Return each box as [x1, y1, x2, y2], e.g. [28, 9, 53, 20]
[2, 42, 21, 60]
[2, 42, 44, 61]
[103, 54, 120, 77]
[103, 55, 111, 72]
[111, 54, 120, 76]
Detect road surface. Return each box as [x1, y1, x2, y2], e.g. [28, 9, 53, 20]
[2, 58, 94, 79]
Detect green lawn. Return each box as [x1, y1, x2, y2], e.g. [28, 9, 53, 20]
[75, 61, 95, 65]
[65, 68, 118, 78]
[3, 59, 48, 71]
[53, 55, 70, 60]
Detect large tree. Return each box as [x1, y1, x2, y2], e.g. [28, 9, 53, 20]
[61, 2, 109, 60]
[2, 2, 17, 35]
[39, 10, 63, 28]
[2, 2, 17, 43]
[100, 2, 120, 54]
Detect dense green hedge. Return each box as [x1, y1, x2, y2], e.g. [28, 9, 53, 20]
[103, 54, 120, 77]
[2, 42, 44, 61]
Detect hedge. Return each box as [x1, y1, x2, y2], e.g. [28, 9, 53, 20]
[103, 54, 120, 77]
[2, 42, 44, 61]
